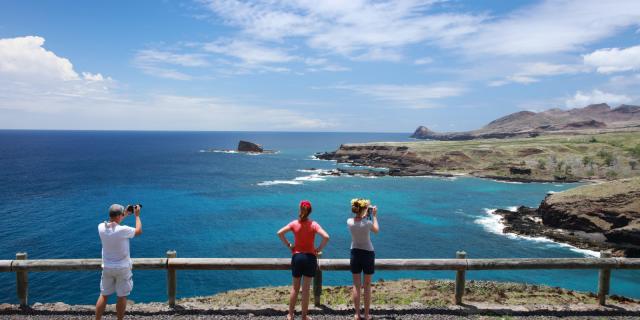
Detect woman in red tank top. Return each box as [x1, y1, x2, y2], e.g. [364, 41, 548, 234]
[277, 200, 330, 320]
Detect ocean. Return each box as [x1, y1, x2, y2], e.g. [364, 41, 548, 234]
[0, 130, 638, 304]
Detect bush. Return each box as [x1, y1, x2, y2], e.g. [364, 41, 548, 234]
[582, 156, 593, 167]
[630, 144, 640, 158]
[597, 149, 616, 166]
[537, 159, 546, 170]
[630, 160, 638, 170]
[589, 136, 598, 143]
[606, 170, 618, 180]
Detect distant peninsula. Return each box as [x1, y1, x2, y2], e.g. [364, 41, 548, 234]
[411, 104, 640, 141]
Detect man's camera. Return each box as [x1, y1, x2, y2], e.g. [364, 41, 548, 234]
[125, 204, 143, 215]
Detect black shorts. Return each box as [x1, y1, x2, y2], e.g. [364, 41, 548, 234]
[350, 248, 375, 275]
[291, 253, 317, 278]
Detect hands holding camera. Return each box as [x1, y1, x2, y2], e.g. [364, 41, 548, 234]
[125, 204, 142, 217]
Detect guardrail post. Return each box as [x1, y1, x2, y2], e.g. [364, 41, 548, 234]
[313, 259, 323, 306]
[16, 252, 28, 308]
[598, 251, 612, 306]
[166, 250, 177, 307]
[455, 251, 466, 305]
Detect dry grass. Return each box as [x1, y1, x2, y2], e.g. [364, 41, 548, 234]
[180, 279, 638, 307]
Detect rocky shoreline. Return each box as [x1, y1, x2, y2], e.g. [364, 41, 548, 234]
[489, 178, 640, 257]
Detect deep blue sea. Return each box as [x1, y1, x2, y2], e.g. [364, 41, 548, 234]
[0, 130, 638, 304]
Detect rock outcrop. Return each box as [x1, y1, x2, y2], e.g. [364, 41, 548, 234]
[494, 177, 640, 257]
[237, 140, 263, 153]
[412, 104, 640, 140]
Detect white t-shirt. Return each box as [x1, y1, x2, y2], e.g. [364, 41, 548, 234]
[98, 222, 136, 269]
[347, 218, 374, 251]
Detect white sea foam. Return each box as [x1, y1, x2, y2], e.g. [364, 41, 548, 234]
[491, 179, 524, 184]
[475, 208, 599, 257]
[258, 169, 334, 186]
[308, 155, 336, 162]
[257, 180, 303, 186]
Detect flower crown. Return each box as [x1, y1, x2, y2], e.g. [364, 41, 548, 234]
[351, 198, 370, 208]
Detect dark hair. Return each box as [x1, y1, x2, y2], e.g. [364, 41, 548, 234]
[299, 205, 312, 221]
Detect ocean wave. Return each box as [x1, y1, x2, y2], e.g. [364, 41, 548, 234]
[475, 208, 599, 257]
[256, 180, 303, 186]
[257, 169, 334, 186]
[491, 179, 524, 184]
[308, 155, 336, 162]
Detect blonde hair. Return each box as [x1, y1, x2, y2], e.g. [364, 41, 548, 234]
[350, 198, 369, 217]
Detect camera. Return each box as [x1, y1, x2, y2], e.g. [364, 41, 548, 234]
[367, 205, 376, 220]
[126, 204, 142, 215]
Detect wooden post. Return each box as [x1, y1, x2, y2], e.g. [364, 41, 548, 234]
[598, 251, 612, 306]
[313, 260, 323, 306]
[166, 250, 177, 307]
[454, 251, 466, 305]
[16, 252, 28, 308]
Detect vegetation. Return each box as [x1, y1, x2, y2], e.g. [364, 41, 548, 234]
[180, 279, 638, 307]
[354, 131, 640, 181]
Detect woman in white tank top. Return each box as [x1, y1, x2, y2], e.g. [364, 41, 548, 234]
[347, 198, 379, 320]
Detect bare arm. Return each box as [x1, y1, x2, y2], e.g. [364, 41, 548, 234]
[277, 225, 293, 250]
[134, 205, 142, 236]
[315, 226, 330, 254]
[371, 207, 380, 234]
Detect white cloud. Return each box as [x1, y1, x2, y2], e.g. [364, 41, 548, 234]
[459, 0, 640, 56]
[332, 83, 464, 108]
[203, 39, 296, 64]
[0, 36, 335, 130]
[132, 49, 212, 80]
[200, 0, 484, 59]
[584, 45, 640, 74]
[565, 89, 632, 108]
[414, 57, 433, 65]
[0, 36, 115, 110]
[0, 36, 80, 81]
[489, 62, 588, 86]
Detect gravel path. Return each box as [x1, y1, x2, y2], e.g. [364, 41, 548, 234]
[2, 315, 640, 319]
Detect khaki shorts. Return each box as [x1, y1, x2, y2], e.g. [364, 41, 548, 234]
[100, 267, 133, 297]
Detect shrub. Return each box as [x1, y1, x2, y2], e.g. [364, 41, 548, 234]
[606, 170, 618, 180]
[597, 149, 615, 166]
[582, 156, 593, 166]
[630, 144, 640, 158]
[589, 136, 598, 143]
[537, 159, 546, 170]
[630, 160, 638, 170]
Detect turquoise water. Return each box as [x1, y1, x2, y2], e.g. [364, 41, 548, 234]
[0, 130, 638, 304]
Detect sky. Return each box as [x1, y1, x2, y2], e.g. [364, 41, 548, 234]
[1, 0, 640, 132]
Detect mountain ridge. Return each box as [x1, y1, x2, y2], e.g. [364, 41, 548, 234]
[412, 103, 640, 140]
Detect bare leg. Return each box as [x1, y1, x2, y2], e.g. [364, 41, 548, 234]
[363, 274, 373, 320]
[116, 296, 127, 320]
[95, 295, 108, 320]
[301, 276, 313, 320]
[288, 277, 301, 320]
[352, 273, 362, 319]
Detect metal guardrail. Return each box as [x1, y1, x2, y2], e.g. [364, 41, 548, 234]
[3, 251, 639, 307]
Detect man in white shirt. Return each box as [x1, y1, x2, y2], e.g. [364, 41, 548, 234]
[95, 204, 142, 320]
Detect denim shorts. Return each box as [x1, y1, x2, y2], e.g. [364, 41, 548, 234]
[350, 248, 375, 275]
[291, 253, 317, 278]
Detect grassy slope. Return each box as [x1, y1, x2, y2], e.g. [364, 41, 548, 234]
[180, 279, 638, 307]
[349, 132, 640, 181]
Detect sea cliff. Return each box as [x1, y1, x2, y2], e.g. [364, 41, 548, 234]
[491, 177, 640, 257]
